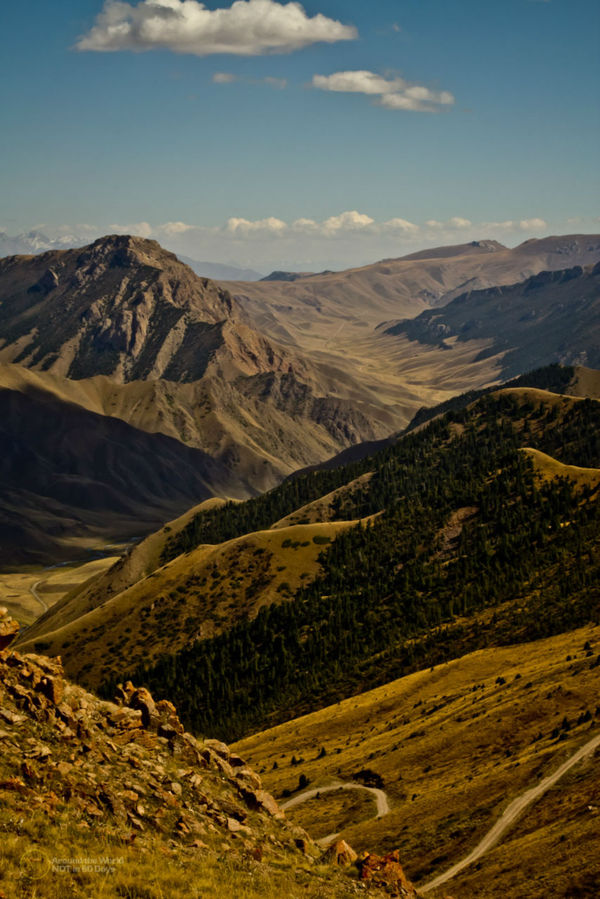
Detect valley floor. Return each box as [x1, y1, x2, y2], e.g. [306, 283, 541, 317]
[0, 550, 123, 627]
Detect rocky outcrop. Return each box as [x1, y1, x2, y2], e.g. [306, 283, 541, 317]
[0, 606, 19, 650]
[0, 650, 322, 865]
[0, 235, 243, 382]
[0, 648, 424, 895]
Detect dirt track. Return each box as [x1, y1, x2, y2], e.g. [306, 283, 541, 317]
[420, 732, 600, 893]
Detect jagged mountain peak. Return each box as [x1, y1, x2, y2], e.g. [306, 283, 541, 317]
[0, 234, 246, 382]
[76, 232, 179, 268]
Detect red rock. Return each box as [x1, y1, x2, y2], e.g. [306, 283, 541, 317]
[0, 608, 19, 650]
[235, 767, 262, 791]
[357, 850, 417, 895]
[227, 817, 251, 835]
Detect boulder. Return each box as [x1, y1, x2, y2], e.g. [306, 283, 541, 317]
[36, 675, 64, 706]
[324, 840, 357, 867]
[128, 687, 156, 727]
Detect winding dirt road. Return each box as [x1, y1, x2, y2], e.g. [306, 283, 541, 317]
[29, 580, 49, 614]
[281, 781, 389, 844]
[420, 732, 600, 893]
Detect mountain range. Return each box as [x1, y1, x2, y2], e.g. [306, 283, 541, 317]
[1, 232, 599, 563]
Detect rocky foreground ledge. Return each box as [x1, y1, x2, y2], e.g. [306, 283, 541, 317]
[0, 606, 19, 650]
[0, 649, 421, 898]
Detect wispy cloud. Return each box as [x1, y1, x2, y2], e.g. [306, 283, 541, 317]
[312, 70, 454, 112]
[212, 72, 287, 88]
[212, 72, 237, 84]
[76, 0, 357, 57]
[481, 218, 548, 232]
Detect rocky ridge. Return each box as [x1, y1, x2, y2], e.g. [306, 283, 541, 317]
[0, 649, 420, 898]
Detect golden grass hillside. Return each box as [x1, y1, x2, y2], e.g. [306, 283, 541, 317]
[521, 446, 600, 490]
[235, 624, 600, 898]
[17, 519, 370, 689]
[271, 473, 374, 528]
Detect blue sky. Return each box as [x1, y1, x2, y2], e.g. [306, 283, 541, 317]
[1, 0, 598, 270]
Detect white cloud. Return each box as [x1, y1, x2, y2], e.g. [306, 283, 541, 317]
[226, 216, 288, 236]
[76, 0, 357, 56]
[20, 213, 576, 272]
[382, 218, 420, 233]
[322, 210, 375, 233]
[160, 220, 196, 234]
[312, 71, 406, 96]
[94, 213, 553, 249]
[519, 218, 547, 230]
[426, 217, 471, 230]
[448, 216, 472, 229]
[290, 217, 320, 233]
[312, 69, 455, 113]
[481, 220, 516, 231]
[109, 220, 154, 238]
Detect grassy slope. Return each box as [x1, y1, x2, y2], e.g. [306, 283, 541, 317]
[235, 625, 600, 897]
[522, 446, 600, 490]
[18, 519, 368, 687]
